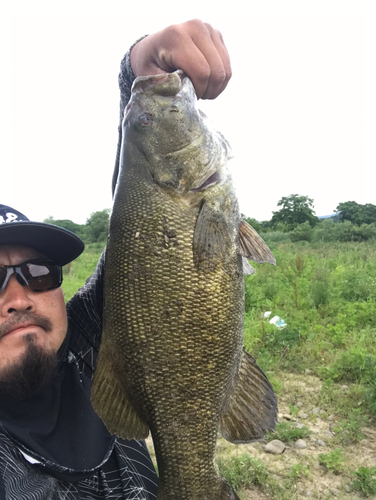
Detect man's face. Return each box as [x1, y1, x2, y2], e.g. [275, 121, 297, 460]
[0, 245, 67, 372]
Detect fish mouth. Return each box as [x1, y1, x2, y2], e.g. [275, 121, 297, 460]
[132, 70, 191, 98]
[190, 170, 221, 192]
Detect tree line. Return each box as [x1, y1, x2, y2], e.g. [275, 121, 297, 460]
[44, 209, 110, 244]
[244, 196, 376, 243]
[45, 197, 376, 245]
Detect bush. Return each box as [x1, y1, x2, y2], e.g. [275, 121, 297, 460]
[340, 269, 376, 301]
[260, 231, 292, 244]
[325, 350, 376, 384]
[365, 380, 376, 414]
[266, 421, 311, 442]
[290, 222, 313, 242]
[332, 408, 367, 444]
[289, 463, 310, 479]
[351, 466, 376, 497]
[313, 220, 376, 242]
[336, 221, 376, 242]
[311, 279, 330, 307]
[318, 449, 345, 473]
[216, 454, 269, 490]
[313, 219, 338, 242]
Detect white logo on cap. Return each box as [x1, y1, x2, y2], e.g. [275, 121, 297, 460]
[0, 212, 19, 224]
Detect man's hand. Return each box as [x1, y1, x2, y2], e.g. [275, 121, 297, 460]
[130, 19, 232, 100]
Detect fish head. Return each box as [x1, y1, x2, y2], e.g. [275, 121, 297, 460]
[122, 70, 232, 203]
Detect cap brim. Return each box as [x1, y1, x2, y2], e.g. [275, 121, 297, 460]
[0, 221, 85, 266]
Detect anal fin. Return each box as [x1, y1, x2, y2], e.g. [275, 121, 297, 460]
[91, 339, 149, 440]
[220, 349, 278, 443]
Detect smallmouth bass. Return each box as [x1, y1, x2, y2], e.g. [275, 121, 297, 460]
[91, 71, 277, 500]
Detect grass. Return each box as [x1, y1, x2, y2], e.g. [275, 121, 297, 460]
[216, 453, 299, 500]
[331, 409, 367, 445]
[62, 242, 104, 302]
[266, 421, 311, 443]
[217, 454, 270, 490]
[243, 240, 376, 415]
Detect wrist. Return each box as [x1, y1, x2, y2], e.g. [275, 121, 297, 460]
[130, 35, 149, 77]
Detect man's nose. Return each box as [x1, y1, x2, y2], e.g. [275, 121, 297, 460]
[0, 274, 34, 315]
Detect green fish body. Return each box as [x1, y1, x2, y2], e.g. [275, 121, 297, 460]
[91, 71, 277, 500]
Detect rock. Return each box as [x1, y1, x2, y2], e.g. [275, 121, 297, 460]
[328, 414, 335, 421]
[316, 439, 326, 446]
[344, 485, 352, 493]
[311, 407, 320, 415]
[296, 401, 304, 408]
[322, 431, 334, 439]
[296, 423, 305, 429]
[306, 492, 314, 497]
[298, 411, 309, 419]
[330, 488, 340, 496]
[294, 439, 307, 450]
[341, 385, 349, 390]
[264, 440, 286, 455]
[281, 413, 295, 421]
[295, 449, 306, 456]
[305, 369, 312, 374]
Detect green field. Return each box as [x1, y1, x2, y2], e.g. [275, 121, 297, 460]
[244, 238, 376, 413]
[62, 237, 376, 498]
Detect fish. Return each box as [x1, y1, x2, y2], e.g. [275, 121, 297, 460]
[91, 70, 277, 500]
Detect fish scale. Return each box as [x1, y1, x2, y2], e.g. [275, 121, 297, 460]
[91, 71, 278, 500]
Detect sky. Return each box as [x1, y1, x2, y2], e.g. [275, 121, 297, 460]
[0, 0, 375, 224]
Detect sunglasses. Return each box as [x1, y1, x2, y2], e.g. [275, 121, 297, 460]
[0, 259, 63, 295]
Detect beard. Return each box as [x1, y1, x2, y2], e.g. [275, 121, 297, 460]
[0, 333, 59, 401]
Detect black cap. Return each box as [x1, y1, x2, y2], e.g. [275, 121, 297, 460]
[0, 204, 84, 266]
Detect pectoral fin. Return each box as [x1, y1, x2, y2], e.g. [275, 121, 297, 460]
[239, 220, 276, 265]
[91, 340, 149, 440]
[220, 349, 278, 443]
[193, 202, 231, 270]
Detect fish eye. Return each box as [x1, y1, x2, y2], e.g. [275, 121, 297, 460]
[138, 113, 153, 126]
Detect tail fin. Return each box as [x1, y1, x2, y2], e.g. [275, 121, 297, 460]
[219, 477, 241, 500]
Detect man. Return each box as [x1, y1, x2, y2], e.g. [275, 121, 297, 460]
[0, 19, 231, 499]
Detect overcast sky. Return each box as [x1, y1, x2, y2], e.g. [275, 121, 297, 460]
[0, 0, 375, 224]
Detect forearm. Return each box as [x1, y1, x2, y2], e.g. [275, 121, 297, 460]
[112, 37, 147, 195]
